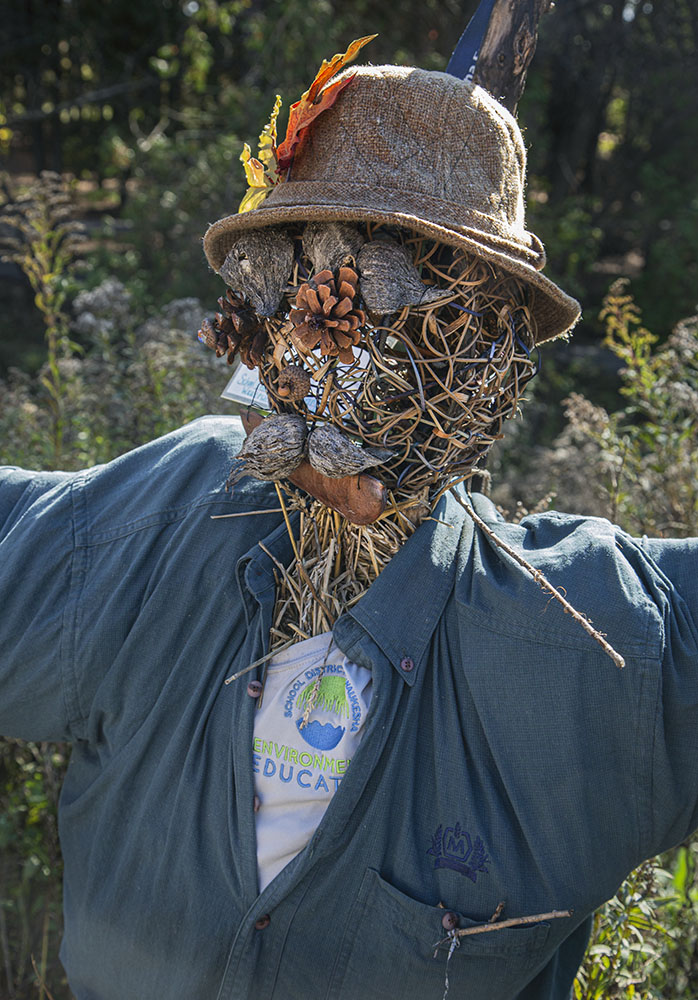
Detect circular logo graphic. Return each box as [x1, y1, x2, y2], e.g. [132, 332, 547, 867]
[295, 673, 349, 750]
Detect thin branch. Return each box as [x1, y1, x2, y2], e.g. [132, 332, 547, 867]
[433, 908, 572, 949]
[223, 635, 297, 685]
[450, 490, 625, 669]
[31, 948, 55, 1000]
[210, 508, 283, 519]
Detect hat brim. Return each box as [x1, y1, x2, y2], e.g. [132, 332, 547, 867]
[203, 203, 580, 344]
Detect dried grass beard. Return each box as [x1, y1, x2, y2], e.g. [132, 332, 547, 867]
[267, 491, 417, 649]
[258, 225, 539, 511]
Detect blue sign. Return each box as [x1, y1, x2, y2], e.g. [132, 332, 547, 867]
[446, 0, 498, 83]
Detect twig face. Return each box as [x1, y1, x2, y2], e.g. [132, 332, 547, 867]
[257, 225, 538, 502]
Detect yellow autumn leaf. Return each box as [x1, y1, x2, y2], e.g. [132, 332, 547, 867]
[257, 93, 281, 173]
[239, 186, 277, 213]
[240, 145, 268, 189]
[238, 94, 282, 213]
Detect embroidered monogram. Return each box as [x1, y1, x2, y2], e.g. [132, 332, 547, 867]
[428, 823, 490, 883]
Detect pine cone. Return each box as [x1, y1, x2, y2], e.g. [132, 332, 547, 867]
[289, 267, 365, 365]
[277, 364, 311, 401]
[197, 289, 267, 369]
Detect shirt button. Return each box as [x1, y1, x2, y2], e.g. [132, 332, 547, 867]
[441, 911, 458, 931]
[247, 680, 263, 698]
[255, 914, 271, 930]
[400, 656, 415, 672]
[253, 795, 261, 813]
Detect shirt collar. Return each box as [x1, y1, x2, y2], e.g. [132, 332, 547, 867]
[334, 490, 469, 686]
[236, 489, 485, 685]
[236, 512, 298, 625]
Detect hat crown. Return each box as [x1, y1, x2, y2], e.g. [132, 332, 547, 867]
[203, 64, 582, 341]
[288, 65, 528, 244]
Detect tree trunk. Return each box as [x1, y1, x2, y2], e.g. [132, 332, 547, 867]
[474, 0, 553, 113]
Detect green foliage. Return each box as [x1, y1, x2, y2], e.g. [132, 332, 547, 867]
[0, 281, 231, 473]
[0, 173, 87, 464]
[100, 130, 242, 308]
[0, 740, 67, 1000]
[521, 0, 698, 335]
[573, 844, 698, 999]
[562, 281, 698, 536]
[527, 194, 604, 304]
[574, 862, 670, 999]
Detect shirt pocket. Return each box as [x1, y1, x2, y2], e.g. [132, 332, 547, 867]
[328, 868, 551, 1000]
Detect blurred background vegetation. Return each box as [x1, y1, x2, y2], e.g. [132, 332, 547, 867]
[0, 0, 697, 997]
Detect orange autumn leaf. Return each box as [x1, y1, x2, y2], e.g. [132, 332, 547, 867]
[304, 33, 378, 102]
[276, 76, 353, 171]
[276, 34, 377, 173]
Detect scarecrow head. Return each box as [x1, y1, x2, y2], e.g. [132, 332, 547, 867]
[201, 58, 580, 515]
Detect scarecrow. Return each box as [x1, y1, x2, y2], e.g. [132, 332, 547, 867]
[2, 12, 698, 1000]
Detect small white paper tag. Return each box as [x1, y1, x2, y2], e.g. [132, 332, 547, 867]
[220, 364, 270, 410]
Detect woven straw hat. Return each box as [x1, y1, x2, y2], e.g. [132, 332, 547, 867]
[203, 65, 580, 343]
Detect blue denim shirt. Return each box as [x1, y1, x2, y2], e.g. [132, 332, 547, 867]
[2, 416, 698, 1000]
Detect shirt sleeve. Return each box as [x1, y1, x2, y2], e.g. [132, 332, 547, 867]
[636, 535, 698, 855]
[640, 537, 698, 619]
[0, 466, 82, 741]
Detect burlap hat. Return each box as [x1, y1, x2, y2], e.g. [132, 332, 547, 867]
[203, 65, 580, 343]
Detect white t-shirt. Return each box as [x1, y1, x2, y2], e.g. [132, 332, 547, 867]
[252, 632, 372, 892]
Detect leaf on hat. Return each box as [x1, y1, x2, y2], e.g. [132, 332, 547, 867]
[276, 34, 377, 173]
[238, 93, 282, 213]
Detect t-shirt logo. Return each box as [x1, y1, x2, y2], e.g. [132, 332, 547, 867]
[296, 673, 350, 751]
